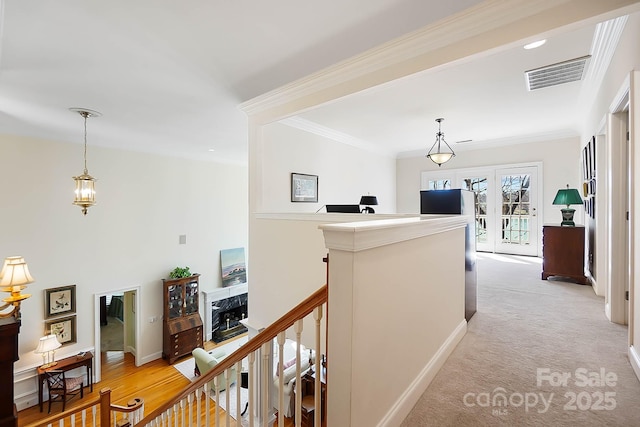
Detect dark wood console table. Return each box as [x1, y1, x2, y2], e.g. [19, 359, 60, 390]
[37, 352, 94, 412]
[542, 225, 588, 285]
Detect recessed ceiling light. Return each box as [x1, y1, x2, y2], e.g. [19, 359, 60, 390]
[524, 40, 546, 50]
[208, 148, 215, 152]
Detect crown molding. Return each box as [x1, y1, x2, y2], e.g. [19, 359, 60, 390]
[240, 0, 640, 123]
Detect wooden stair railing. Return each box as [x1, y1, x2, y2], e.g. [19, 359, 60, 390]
[138, 284, 328, 427]
[24, 388, 145, 427]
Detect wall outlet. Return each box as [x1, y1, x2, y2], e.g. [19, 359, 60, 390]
[179, 234, 187, 244]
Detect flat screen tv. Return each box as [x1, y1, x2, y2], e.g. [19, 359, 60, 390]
[326, 204, 361, 213]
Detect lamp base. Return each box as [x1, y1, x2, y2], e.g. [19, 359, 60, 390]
[560, 208, 576, 227]
[40, 361, 57, 369]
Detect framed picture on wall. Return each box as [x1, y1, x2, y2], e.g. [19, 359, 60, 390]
[582, 146, 588, 180]
[44, 285, 76, 319]
[586, 140, 592, 179]
[45, 315, 77, 345]
[291, 173, 318, 202]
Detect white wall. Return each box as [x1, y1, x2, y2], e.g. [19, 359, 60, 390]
[248, 122, 397, 330]
[396, 137, 583, 226]
[259, 122, 396, 213]
[582, 12, 640, 139]
[0, 134, 248, 373]
[321, 217, 467, 426]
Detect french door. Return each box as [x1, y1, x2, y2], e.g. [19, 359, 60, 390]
[494, 167, 538, 256]
[422, 164, 540, 256]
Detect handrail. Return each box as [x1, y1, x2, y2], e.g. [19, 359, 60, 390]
[24, 388, 145, 427]
[138, 284, 328, 426]
[24, 395, 102, 427]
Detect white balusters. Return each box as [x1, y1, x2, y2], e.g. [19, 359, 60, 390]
[213, 376, 220, 427]
[313, 306, 323, 427]
[276, 332, 285, 427]
[261, 341, 271, 425]
[294, 319, 304, 427]
[248, 351, 255, 427]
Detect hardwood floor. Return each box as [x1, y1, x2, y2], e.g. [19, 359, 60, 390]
[18, 335, 294, 427]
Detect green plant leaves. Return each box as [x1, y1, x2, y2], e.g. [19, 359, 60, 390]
[169, 266, 191, 279]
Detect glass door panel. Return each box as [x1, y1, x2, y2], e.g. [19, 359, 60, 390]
[427, 178, 452, 190]
[462, 176, 492, 252]
[168, 285, 183, 319]
[184, 280, 199, 315]
[495, 167, 538, 255]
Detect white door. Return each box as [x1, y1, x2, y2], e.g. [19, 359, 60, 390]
[495, 167, 539, 256]
[422, 164, 540, 255]
[460, 175, 494, 252]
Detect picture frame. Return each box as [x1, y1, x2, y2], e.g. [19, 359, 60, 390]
[45, 285, 76, 319]
[291, 173, 318, 203]
[586, 141, 592, 180]
[220, 247, 247, 288]
[582, 146, 588, 180]
[45, 315, 77, 345]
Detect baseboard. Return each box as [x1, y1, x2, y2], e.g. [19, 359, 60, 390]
[629, 345, 640, 382]
[376, 319, 468, 427]
[139, 351, 163, 366]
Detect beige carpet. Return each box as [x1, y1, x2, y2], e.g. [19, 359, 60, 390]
[101, 316, 124, 352]
[401, 253, 640, 426]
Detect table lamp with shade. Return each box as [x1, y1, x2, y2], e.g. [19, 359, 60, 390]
[0, 256, 34, 319]
[34, 334, 62, 368]
[552, 185, 583, 226]
[360, 195, 378, 213]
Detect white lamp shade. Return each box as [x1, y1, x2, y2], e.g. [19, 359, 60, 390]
[0, 256, 34, 287]
[428, 152, 454, 165]
[35, 334, 62, 354]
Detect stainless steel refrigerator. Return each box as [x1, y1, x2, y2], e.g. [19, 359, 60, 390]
[420, 189, 477, 321]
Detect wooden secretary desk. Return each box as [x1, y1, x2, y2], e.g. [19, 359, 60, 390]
[162, 274, 203, 364]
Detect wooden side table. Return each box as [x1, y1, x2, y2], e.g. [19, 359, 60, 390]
[294, 369, 326, 427]
[542, 225, 588, 285]
[37, 352, 94, 412]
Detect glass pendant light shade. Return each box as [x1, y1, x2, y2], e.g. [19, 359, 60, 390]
[70, 108, 101, 215]
[73, 172, 96, 215]
[426, 118, 455, 167]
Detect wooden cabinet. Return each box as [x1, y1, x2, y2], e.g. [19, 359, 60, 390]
[0, 317, 20, 427]
[162, 274, 203, 364]
[542, 225, 588, 285]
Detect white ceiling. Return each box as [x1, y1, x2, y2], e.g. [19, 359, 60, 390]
[0, 1, 634, 164]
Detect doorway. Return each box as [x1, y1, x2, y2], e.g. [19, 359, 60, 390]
[94, 287, 141, 382]
[422, 162, 542, 256]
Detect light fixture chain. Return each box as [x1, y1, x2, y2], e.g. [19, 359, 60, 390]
[83, 112, 88, 174]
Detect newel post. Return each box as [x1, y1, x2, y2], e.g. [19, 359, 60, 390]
[100, 388, 112, 427]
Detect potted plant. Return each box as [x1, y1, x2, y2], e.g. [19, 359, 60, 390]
[169, 266, 192, 279]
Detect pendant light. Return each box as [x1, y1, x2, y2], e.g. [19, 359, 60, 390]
[70, 108, 101, 215]
[426, 118, 455, 167]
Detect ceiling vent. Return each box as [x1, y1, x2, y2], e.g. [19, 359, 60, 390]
[525, 55, 591, 91]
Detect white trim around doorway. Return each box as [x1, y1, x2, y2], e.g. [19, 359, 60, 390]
[93, 286, 141, 383]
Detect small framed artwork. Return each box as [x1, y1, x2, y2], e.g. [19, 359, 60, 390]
[582, 146, 588, 180]
[45, 285, 76, 319]
[220, 247, 247, 287]
[291, 173, 318, 202]
[45, 315, 77, 345]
